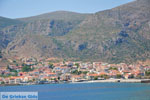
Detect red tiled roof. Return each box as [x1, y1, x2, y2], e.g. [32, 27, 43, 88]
[88, 74, 99, 77]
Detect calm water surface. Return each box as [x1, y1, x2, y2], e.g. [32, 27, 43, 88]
[0, 83, 150, 100]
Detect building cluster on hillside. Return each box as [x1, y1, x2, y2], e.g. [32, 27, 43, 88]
[0, 57, 150, 85]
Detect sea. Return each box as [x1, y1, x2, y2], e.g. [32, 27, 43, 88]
[0, 82, 150, 100]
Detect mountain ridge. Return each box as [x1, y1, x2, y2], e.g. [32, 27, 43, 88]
[0, 0, 150, 63]
[17, 11, 91, 22]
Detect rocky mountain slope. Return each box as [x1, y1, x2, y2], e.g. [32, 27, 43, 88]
[0, 0, 150, 63]
[60, 0, 150, 63]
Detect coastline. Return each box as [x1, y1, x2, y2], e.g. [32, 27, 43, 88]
[1, 79, 150, 87]
[72, 79, 150, 84]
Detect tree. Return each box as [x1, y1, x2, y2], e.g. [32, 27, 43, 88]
[100, 74, 109, 79]
[48, 63, 54, 69]
[22, 65, 33, 72]
[145, 70, 150, 76]
[130, 74, 134, 79]
[94, 76, 98, 80]
[58, 76, 60, 80]
[7, 65, 10, 70]
[136, 75, 141, 79]
[63, 61, 65, 64]
[75, 63, 79, 68]
[0, 51, 2, 58]
[1, 81, 5, 84]
[16, 64, 19, 66]
[71, 70, 82, 75]
[7, 65, 18, 76]
[109, 67, 118, 70]
[82, 71, 88, 75]
[116, 74, 122, 79]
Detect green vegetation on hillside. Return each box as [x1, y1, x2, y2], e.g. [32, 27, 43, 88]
[0, 17, 22, 29]
[22, 64, 34, 72]
[0, 0, 150, 64]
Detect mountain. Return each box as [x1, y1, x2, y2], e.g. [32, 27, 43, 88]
[0, 11, 90, 59]
[0, 16, 22, 30]
[1, 0, 150, 63]
[60, 0, 150, 63]
[18, 11, 90, 22]
[0, 17, 23, 54]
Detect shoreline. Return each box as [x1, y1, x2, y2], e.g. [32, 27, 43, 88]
[72, 79, 150, 84]
[1, 79, 150, 87]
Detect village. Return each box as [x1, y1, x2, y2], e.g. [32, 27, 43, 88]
[0, 57, 150, 85]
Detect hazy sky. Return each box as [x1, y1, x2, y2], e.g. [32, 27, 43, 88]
[0, 0, 133, 19]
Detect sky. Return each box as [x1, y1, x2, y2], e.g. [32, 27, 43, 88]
[0, 0, 134, 19]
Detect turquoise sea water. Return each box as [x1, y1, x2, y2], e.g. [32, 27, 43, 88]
[0, 83, 150, 100]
